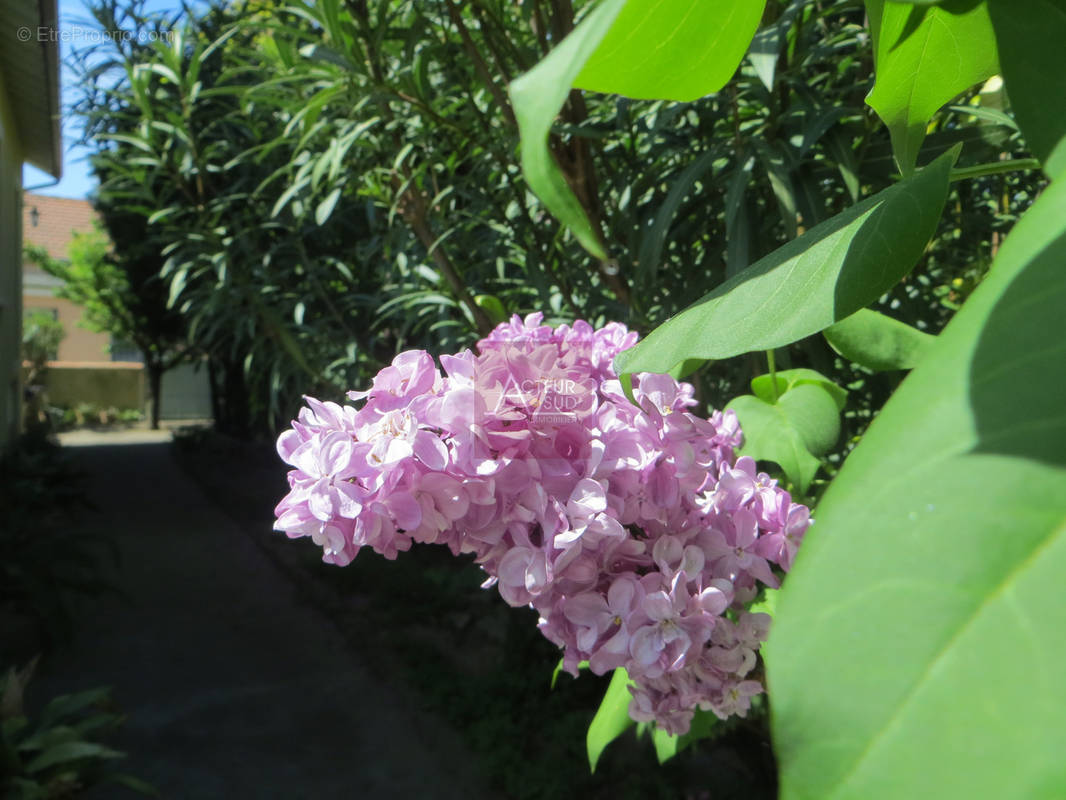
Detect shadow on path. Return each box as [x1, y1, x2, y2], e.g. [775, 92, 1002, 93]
[35, 434, 499, 799]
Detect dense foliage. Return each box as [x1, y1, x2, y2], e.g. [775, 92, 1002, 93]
[71, 0, 1064, 796]
[75, 0, 1031, 445]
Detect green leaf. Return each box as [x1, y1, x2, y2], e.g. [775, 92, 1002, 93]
[509, 0, 623, 259]
[767, 155, 1066, 799]
[614, 147, 957, 377]
[25, 741, 123, 774]
[747, 1, 803, 91]
[866, 0, 999, 174]
[667, 358, 709, 381]
[37, 688, 112, 731]
[638, 150, 718, 280]
[574, 1, 767, 101]
[474, 294, 507, 325]
[751, 368, 848, 411]
[725, 156, 756, 276]
[550, 658, 588, 689]
[650, 726, 678, 762]
[510, 0, 766, 257]
[727, 380, 843, 494]
[587, 668, 634, 773]
[988, 0, 1066, 177]
[315, 187, 342, 225]
[635, 711, 720, 763]
[824, 308, 936, 371]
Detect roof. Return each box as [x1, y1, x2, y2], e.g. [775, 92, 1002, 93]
[22, 193, 98, 294]
[0, 0, 62, 177]
[23, 193, 98, 261]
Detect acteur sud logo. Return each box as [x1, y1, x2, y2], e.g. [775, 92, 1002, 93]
[480, 371, 591, 427]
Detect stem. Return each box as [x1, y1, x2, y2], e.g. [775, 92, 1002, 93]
[949, 158, 1041, 183]
[766, 349, 779, 402]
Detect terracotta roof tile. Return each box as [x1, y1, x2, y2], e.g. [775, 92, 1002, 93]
[23, 193, 99, 262]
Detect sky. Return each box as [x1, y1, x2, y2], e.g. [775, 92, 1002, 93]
[23, 0, 186, 199]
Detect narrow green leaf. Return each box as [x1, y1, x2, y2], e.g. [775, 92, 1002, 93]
[866, 0, 999, 174]
[757, 141, 799, 239]
[26, 741, 123, 774]
[638, 150, 718, 280]
[824, 308, 936, 371]
[824, 127, 861, 202]
[315, 187, 342, 226]
[510, 0, 766, 257]
[725, 155, 756, 277]
[768, 154, 1066, 800]
[587, 668, 634, 773]
[37, 688, 112, 731]
[988, 0, 1066, 177]
[748, 1, 803, 91]
[614, 147, 957, 377]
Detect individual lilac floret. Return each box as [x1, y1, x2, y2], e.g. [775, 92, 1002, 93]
[273, 314, 811, 733]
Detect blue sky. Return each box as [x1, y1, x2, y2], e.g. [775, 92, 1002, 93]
[23, 0, 185, 199]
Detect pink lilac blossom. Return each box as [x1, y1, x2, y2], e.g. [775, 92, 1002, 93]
[274, 313, 810, 735]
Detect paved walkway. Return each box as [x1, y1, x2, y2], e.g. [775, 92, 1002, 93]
[38, 433, 497, 799]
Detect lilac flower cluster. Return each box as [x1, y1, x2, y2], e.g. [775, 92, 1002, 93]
[274, 314, 809, 734]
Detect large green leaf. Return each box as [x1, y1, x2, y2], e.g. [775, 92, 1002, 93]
[510, 0, 766, 257]
[767, 172, 1066, 798]
[823, 308, 936, 371]
[614, 148, 957, 377]
[866, 0, 999, 174]
[988, 0, 1066, 177]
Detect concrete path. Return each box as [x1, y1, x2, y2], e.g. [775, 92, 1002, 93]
[37, 434, 498, 799]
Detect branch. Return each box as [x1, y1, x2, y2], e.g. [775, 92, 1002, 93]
[391, 174, 494, 336]
[446, 2, 516, 127]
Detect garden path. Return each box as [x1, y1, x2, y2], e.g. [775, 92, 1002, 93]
[35, 431, 499, 799]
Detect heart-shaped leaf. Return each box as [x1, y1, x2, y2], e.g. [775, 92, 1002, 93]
[728, 376, 845, 493]
[866, 0, 999, 174]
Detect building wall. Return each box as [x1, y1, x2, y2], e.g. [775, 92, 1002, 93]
[22, 293, 112, 362]
[21, 193, 111, 363]
[0, 66, 22, 449]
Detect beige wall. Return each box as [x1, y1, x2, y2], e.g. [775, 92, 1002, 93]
[0, 66, 22, 449]
[23, 293, 112, 362]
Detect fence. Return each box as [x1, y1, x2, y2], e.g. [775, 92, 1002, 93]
[22, 359, 212, 421]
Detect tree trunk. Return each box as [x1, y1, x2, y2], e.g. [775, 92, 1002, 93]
[147, 361, 164, 430]
[207, 356, 222, 427]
